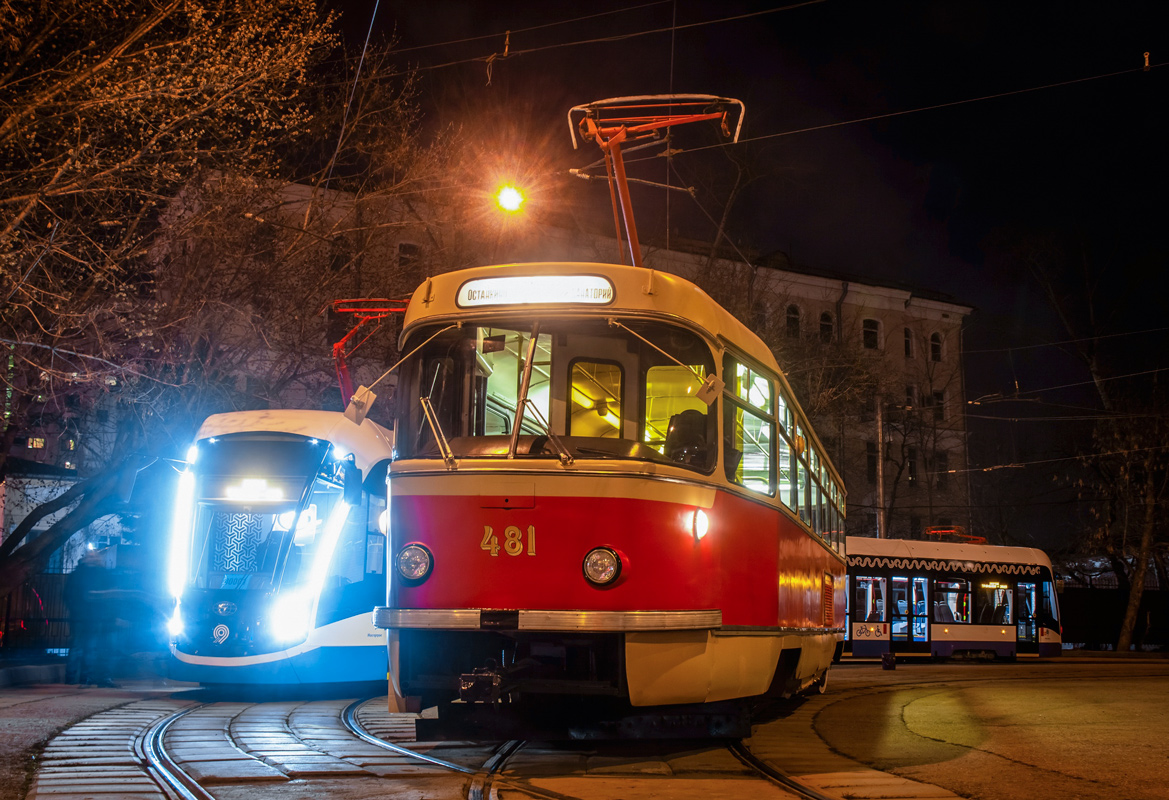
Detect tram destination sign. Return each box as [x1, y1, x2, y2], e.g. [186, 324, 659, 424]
[457, 274, 614, 307]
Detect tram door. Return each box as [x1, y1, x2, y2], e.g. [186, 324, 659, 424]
[1016, 582, 1039, 654]
[890, 576, 930, 652]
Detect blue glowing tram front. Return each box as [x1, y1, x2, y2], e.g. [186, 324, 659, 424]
[167, 410, 393, 685]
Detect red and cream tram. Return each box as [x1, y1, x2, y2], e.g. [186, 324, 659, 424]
[372, 262, 847, 717]
[844, 535, 1062, 660]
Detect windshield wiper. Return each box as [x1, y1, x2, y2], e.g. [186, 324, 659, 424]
[508, 321, 573, 466]
[420, 396, 457, 469]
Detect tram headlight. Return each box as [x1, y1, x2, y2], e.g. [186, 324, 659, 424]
[583, 547, 621, 586]
[269, 592, 311, 644]
[692, 509, 710, 541]
[396, 544, 433, 582]
[167, 606, 184, 638]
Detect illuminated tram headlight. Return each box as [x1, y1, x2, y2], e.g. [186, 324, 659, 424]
[167, 605, 184, 637]
[692, 509, 710, 541]
[396, 544, 433, 582]
[269, 591, 311, 643]
[167, 469, 196, 600]
[583, 547, 621, 586]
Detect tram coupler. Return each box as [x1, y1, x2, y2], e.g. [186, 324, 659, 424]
[458, 666, 506, 704]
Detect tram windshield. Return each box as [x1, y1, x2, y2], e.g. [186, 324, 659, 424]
[396, 319, 717, 469]
[185, 435, 358, 594]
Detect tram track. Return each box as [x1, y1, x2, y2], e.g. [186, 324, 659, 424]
[141, 704, 215, 800]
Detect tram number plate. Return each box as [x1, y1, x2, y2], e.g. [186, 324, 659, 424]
[481, 525, 536, 557]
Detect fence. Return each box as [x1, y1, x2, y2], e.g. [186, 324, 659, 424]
[1, 573, 71, 654]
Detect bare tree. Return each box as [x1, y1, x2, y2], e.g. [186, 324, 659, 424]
[992, 229, 1169, 650]
[0, 0, 433, 591]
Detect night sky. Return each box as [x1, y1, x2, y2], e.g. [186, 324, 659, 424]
[337, 1, 1166, 537]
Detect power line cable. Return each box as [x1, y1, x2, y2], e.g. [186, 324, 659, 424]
[965, 326, 1169, 354]
[388, 0, 673, 55]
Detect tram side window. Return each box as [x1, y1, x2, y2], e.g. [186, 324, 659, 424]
[975, 582, 1013, 624]
[855, 576, 887, 622]
[644, 364, 711, 467]
[933, 580, 970, 623]
[1039, 581, 1059, 628]
[723, 357, 775, 494]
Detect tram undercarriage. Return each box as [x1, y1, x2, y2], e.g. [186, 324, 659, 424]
[392, 628, 835, 739]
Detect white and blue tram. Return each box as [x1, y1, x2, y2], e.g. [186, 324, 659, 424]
[167, 410, 393, 684]
[845, 536, 1062, 659]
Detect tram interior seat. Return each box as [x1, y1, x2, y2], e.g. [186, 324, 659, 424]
[933, 602, 955, 623]
[664, 409, 708, 466]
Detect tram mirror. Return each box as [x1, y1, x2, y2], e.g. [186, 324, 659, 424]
[345, 385, 377, 425]
[342, 460, 362, 505]
[695, 374, 724, 406]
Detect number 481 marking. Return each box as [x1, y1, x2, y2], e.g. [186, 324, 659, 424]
[481, 525, 536, 557]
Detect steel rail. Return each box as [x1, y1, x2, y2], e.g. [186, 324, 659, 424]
[341, 698, 548, 800]
[726, 739, 839, 800]
[141, 704, 217, 800]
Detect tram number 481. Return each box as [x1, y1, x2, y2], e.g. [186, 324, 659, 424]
[481, 525, 536, 557]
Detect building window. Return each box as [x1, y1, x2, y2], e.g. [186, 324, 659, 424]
[753, 301, 769, 331]
[908, 448, 918, 483]
[820, 312, 834, 344]
[786, 305, 801, 339]
[905, 385, 917, 409]
[930, 332, 943, 362]
[398, 241, 420, 268]
[931, 390, 945, 421]
[935, 451, 949, 489]
[862, 319, 880, 350]
[27, 437, 45, 449]
[904, 327, 914, 358]
[866, 441, 878, 484]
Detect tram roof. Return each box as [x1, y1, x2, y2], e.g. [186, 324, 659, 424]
[401, 262, 781, 373]
[845, 536, 1053, 569]
[194, 410, 394, 475]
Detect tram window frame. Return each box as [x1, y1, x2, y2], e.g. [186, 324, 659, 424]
[567, 357, 624, 439]
[723, 354, 776, 496]
[932, 579, 970, 623]
[975, 581, 1014, 625]
[854, 575, 887, 623]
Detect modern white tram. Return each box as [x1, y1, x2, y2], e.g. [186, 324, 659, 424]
[845, 535, 1062, 659]
[167, 410, 394, 684]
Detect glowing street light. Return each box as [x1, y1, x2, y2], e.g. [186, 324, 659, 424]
[495, 184, 525, 213]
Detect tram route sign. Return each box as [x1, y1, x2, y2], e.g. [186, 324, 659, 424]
[456, 274, 615, 307]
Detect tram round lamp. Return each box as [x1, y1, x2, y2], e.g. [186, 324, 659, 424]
[692, 509, 710, 541]
[583, 547, 621, 586]
[396, 543, 433, 582]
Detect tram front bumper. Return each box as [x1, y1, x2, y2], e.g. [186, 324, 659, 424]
[372, 607, 722, 632]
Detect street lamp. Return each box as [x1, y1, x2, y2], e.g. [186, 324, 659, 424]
[495, 184, 525, 214]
